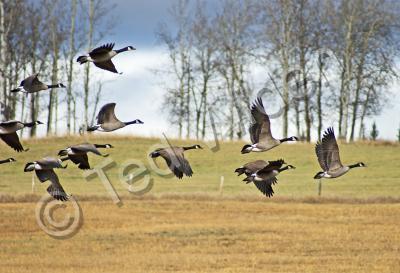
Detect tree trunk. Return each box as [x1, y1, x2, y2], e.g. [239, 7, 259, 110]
[47, 29, 59, 135]
[84, 0, 94, 125]
[0, 0, 5, 110]
[317, 58, 323, 140]
[67, 0, 77, 134]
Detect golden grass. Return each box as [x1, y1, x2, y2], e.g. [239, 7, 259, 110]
[0, 198, 399, 273]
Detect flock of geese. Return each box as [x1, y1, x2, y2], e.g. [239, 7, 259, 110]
[1, 43, 366, 201]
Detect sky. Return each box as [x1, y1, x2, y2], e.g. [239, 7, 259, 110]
[70, 0, 400, 141]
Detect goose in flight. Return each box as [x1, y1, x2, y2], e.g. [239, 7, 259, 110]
[87, 103, 143, 132]
[11, 73, 65, 93]
[0, 120, 43, 152]
[150, 145, 202, 179]
[58, 143, 113, 170]
[77, 43, 135, 74]
[24, 157, 70, 201]
[242, 159, 295, 197]
[314, 127, 365, 179]
[241, 97, 298, 154]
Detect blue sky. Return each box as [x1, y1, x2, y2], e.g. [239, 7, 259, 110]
[84, 0, 400, 141]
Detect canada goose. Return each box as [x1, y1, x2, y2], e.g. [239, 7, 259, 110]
[242, 159, 295, 197]
[149, 145, 202, 179]
[234, 159, 268, 176]
[0, 120, 43, 152]
[241, 97, 298, 154]
[0, 158, 16, 164]
[314, 127, 365, 179]
[24, 157, 69, 201]
[87, 103, 143, 132]
[58, 143, 113, 170]
[11, 73, 65, 93]
[77, 43, 135, 74]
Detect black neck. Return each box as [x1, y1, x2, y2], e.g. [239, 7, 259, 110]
[183, 145, 197, 151]
[115, 47, 130, 54]
[0, 159, 10, 164]
[95, 144, 107, 148]
[23, 121, 36, 127]
[349, 163, 361, 169]
[124, 120, 139, 125]
[47, 84, 60, 88]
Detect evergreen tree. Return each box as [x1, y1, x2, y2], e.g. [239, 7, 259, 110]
[370, 122, 379, 141]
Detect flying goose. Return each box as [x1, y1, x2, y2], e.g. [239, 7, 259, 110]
[242, 159, 295, 197]
[0, 120, 43, 152]
[11, 73, 65, 93]
[58, 143, 113, 170]
[24, 157, 70, 201]
[314, 127, 365, 179]
[241, 97, 298, 154]
[87, 103, 143, 132]
[77, 43, 135, 74]
[0, 158, 16, 164]
[149, 145, 202, 179]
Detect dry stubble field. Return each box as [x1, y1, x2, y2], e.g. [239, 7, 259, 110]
[1, 198, 400, 273]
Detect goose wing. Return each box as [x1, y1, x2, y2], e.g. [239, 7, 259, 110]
[71, 143, 102, 156]
[249, 97, 274, 144]
[253, 177, 277, 198]
[89, 43, 115, 58]
[0, 132, 24, 152]
[94, 60, 118, 74]
[31, 73, 42, 85]
[243, 160, 268, 175]
[96, 103, 121, 124]
[69, 154, 90, 170]
[317, 127, 343, 172]
[36, 169, 69, 201]
[257, 159, 284, 175]
[159, 148, 193, 179]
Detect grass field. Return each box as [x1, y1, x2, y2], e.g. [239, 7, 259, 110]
[0, 135, 399, 272]
[0, 135, 399, 198]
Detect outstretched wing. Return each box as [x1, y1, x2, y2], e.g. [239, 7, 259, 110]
[36, 169, 69, 201]
[317, 127, 343, 172]
[69, 154, 90, 170]
[89, 43, 115, 58]
[253, 177, 277, 198]
[0, 133, 24, 152]
[159, 149, 193, 179]
[94, 60, 118, 73]
[257, 159, 284, 175]
[31, 73, 42, 85]
[96, 103, 120, 124]
[249, 97, 274, 144]
[315, 142, 328, 171]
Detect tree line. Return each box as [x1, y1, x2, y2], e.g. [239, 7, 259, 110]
[156, 0, 399, 142]
[0, 0, 115, 137]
